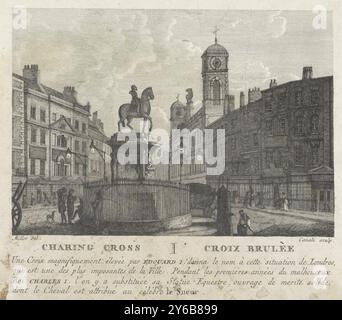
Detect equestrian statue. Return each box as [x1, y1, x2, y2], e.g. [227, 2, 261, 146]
[118, 85, 154, 131]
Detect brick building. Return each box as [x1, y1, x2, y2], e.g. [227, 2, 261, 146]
[88, 111, 111, 182]
[12, 76, 25, 179]
[12, 65, 110, 207]
[169, 39, 334, 212]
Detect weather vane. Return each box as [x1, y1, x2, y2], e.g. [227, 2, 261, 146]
[213, 25, 220, 44]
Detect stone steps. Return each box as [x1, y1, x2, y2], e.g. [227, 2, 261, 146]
[156, 216, 217, 236]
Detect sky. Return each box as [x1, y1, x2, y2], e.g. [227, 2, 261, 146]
[13, 9, 333, 136]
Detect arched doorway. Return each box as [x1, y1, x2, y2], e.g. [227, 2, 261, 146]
[55, 155, 68, 176]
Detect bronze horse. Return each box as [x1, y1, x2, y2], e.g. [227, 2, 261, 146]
[118, 87, 154, 131]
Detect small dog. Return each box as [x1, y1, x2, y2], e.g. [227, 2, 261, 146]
[46, 211, 55, 223]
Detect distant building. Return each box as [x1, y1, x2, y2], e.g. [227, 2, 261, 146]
[12, 76, 25, 179]
[169, 39, 334, 212]
[88, 111, 110, 182]
[12, 65, 110, 206]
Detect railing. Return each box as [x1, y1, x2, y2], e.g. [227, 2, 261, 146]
[83, 179, 190, 223]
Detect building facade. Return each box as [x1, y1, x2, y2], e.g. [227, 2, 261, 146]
[12, 65, 110, 206]
[88, 111, 111, 182]
[169, 39, 334, 212]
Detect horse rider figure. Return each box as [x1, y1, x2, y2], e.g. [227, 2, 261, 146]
[129, 85, 140, 114]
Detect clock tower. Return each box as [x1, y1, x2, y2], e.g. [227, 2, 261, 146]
[202, 28, 229, 125]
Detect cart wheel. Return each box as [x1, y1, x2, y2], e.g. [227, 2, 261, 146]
[12, 201, 22, 232]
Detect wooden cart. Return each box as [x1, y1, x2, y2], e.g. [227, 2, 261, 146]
[12, 179, 27, 232]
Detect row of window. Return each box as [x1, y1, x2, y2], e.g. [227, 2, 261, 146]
[30, 158, 87, 177]
[30, 105, 87, 133]
[265, 114, 319, 136]
[264, 145, 319, 168]
[264, 88, 320, 112]
[30, 128, 90, 156]
[228, 133, 258, 150]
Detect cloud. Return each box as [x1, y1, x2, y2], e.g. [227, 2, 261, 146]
[13, 9, 331, 135]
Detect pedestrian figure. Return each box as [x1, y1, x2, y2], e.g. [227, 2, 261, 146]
[57, 187, 67, 224]
[249, 191, 255, 208]
[281, 192, 289, 211]
[206, 189, 217, 219]
[91, 189, 104, 228]
[237, 209, 251, 236]
[30, 192, 35, 206]
[73, 197, 83, 221]
[216, 184, 233, 236]
[67, 189, 76, 224]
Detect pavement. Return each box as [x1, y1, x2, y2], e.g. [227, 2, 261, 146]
[244, 206, 334, 223]
[15, 205, 334, 237]
[231, 206, 334, 237]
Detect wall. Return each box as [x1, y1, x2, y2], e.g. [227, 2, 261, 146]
[83, 180, 190, 232]
[12, 76, 25, 176]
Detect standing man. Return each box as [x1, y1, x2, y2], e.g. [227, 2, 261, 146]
[237, 209, 251, 236]
[57, 187, 67, 224]
[67, 189, 76, 224]
[91, 189, 104, 229]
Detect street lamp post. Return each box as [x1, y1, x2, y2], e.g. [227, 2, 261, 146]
[179, 137, 184, 183]
[90, 140, 106, 182]
[66, 147, 88, 183]
[283, 160, 291, 198]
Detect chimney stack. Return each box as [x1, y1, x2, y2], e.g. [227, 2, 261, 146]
[302, 66, 313, 79]
[228, 95, 235, 111]
[23, 64, 40, 84]
[92, 111, 98, 122]
[269, 79, 277, 88]
[63, 86, 78, 101]
[248, 87, 262, 103]
[240, 92, 245, 108]
[224, 94, 230, 114]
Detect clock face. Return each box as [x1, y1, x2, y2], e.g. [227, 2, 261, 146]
[210, 57, 222, 70]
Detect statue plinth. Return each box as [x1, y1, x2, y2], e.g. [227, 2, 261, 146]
[81, 87, 192, 235]
[108, 129, 158, 182]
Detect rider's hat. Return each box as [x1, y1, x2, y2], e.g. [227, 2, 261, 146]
[131, 85, 138, 91]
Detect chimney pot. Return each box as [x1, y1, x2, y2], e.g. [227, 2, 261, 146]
[240, 91, 245, 108]
[23, 64, 40, 84]
[269, 79, 277, 88]
[302, 66, 313, 79]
